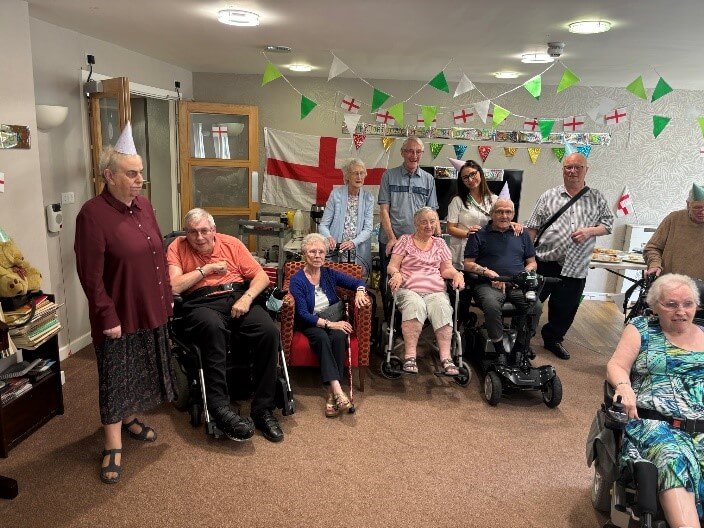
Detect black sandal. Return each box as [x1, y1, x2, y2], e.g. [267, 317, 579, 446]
[122, 418, 157, 442]
[100, 448, 123, 484]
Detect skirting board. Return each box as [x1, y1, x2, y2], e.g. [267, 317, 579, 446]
[582, 291, 625, 304]
[59, 332, 92, 361]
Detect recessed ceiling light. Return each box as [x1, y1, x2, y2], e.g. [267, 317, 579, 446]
[289, 64, 312, 72]
[264, 45, 292, 53]
[521, 53, 554, 64]
[494, 71, 520, 79]
[217, 9, 260, 26]
[568, 20, 612, 34]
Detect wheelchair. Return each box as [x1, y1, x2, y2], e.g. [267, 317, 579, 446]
[378, 281, 471, 387]
[463, 271, 563, 407]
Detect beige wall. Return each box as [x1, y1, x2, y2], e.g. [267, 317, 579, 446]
[193, 72, 704, 294]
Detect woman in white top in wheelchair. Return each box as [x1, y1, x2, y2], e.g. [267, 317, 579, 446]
[387, 207, 464, 375]
[607, 273, 704, 527]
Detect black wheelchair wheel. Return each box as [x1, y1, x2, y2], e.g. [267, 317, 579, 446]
[542, 375, 563, 408]
[171, 355, 190, 411]
[380, 355, 403, 379]
[453, 360, 472, 387]
[591, 462, 612, 513]
[484, 371, 502, 406]
[189, 403, 202, 428]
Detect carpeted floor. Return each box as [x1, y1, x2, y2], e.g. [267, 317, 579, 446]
[0, 301, 621, 527]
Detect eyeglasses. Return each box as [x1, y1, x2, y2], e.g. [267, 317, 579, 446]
[494, 209, 514, 216]
[402, 149, 424, 155]
[185, 228, 213, 236]
[658, 300, 698, 311]
[461, 170, 480, 180]
[563, 165, 585, 172]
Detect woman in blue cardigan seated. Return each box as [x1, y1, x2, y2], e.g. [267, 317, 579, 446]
[318, 158, 375, 277]
[289, 233, 371, 417]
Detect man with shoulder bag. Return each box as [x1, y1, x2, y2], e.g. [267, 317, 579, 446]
[526, 153, 614, 359]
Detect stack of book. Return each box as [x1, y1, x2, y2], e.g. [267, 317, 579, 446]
[4, 295, 62, 350]
[0, 377, 31, 405]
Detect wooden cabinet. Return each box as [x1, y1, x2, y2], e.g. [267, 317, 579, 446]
[0, 333, 64, 458]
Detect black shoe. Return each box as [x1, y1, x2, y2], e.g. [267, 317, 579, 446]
[252, 409, 284, 443]
[544, 341, 570, 360]
[211, 405, 254, 441]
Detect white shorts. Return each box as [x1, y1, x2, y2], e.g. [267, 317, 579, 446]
[395, 289, 453, 330]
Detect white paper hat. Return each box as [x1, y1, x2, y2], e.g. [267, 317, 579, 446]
[114, 121, 138, 155]
[448, 157, 465, 172]
[498, 182, 511, 200]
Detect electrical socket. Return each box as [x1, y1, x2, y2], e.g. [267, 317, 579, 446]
[61, 192, 75, 204]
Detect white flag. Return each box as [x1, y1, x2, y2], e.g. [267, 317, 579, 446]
[616, 186, 634, 217]
[343, 113, 362, 135]
[454, 74, 475, 97]
[328, 55, 349, 81]
[474, 100, 490, 124]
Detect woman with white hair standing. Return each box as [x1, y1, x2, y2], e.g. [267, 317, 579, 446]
[606, 273, 704, 527]
[318, 158, 375, 276]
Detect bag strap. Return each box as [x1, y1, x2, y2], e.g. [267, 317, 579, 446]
[534, 186, 590, 247]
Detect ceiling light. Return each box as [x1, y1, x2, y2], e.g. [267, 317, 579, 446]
[288, 64, 312, 72]
[217, 9, 260, 26]
[494, 71, 520, 79]
[521, 53, 554, 64]
[264, 45, 292, 53]
[568, 20, 612, 34]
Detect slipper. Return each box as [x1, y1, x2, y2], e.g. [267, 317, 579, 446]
[440, 358, 459, 376]
[403, 357, 418, 374]
[100, 448, 122, 484]
[122, 418, 157, 442]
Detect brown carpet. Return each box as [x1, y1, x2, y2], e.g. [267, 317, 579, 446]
[0, 301, 619, 527]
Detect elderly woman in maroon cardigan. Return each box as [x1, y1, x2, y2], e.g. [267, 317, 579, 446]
[75, 124, 174, 484]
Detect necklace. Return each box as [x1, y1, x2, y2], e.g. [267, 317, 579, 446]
[466, 193, 491, 217]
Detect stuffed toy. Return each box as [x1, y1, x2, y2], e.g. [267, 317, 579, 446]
[0, 239, 42, 298]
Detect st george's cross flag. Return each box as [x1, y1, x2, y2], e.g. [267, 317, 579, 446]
[563, 115, 586, 132]
[616, 186, 634, 217]
[523, 118, 539, 131]
[263, 128, 387, 210]
[340, 95, 360, 114]
[453, 108, 473, 124]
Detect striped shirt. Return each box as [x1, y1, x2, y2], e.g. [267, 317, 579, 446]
[526, 185, 614, 278]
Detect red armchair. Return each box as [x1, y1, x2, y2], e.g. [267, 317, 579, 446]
[280, 261, 372, 391]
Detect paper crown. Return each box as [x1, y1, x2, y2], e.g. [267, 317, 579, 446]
[114, 121, 138, 155]
[448, 157, 465, 172]
[498, 182, 511, 200]
[691, 182, 704, 201]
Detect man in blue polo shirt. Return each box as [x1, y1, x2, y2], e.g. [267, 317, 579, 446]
[377, 136, 438, 301]
[464, 198, 539, 363]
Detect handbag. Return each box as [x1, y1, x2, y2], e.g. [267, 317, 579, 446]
[317, 300, 346, 322]
[534, 186, 590, 248]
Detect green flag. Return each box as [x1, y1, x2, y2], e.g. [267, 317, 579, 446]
[556, 68, 580, 93]
[492, 105, 510, 127]
[626, 76, 647, 100]
[651, 76, 673, 102]
[261, 62, 282, 86]
[523, 75, 541, 100]
[428, 71, 450, 93]
[652, 115, 671, 138]
[388, 102, 404, 127]
[421, 105, 438, 128]
[371, 88, 391, 112]
[698, 117, 704, 138]
[300, 96, 317, 119]
[429, 143, 444, 159]
[538, 119, 555, 140]
[552, 147, 565, 162]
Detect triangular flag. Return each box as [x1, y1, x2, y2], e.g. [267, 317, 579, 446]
[564, 142, 577, 155]
[422, 105, 438, 128]
[300, 96, 317, 119]
[577, 145, 592, 158]
[453, 144, 467, 159]
[698, 117, 704, 138]
[353, 133, 366, 150]
[556, 68, 580, 93]
[447, 158, 465, 172]
[498, 182, 511, 200]
[328, 55, 349, 81]
[651, 77, 673, 103]
[262, 62, 282, 86]
[454, 74, 475, 97]
[523, 75, 542, 100]
[478, 145, 492, 163]
[382, 137, 396, 152]
[428, 71, 450, 93]
[552, 147, 565, 162]
[616, 186, 634, 217]
[371, 88, 391, 112]
[114, 121, 138, 155]
[429, 143, 444, 159]
[492, 105, 510, 127]
[626, 76, 647, 100]
[475, 100, 490, 124]
[538, 119, 555, 140]
[692, 182, 704, 201]
[587, 97, 617, 122]
[652, 115, 671, 138]
[527, 147, 541, 164]
[504, 147, 517, 157]
[387, 102, 405, 127]
[343, 113, 362, 135]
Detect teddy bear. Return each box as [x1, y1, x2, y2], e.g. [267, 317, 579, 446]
[0, 239, 42, 298]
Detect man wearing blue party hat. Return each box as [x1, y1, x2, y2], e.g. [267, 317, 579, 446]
[644, 182, 704, 281]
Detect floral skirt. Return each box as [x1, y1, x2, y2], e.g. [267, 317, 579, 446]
[94, 325, 175, 425]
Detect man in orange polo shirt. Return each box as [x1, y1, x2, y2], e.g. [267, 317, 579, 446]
[167, 208, 283, 443]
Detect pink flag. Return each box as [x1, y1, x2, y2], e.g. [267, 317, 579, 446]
[523, 118, 539, 131]
[453, 108, 474, 124]
[616, 186, 634, 217]
[563, 115, 585, 132]
[376, 109, 395, 125]
[340, 95, 360, 114]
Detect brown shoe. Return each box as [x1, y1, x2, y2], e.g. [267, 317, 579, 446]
[325, 394, 341, 418]
[334, 392, 355, 414]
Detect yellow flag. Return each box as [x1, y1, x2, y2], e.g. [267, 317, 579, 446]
[382, 137, 396, 152]
[527, 147, 541, 164]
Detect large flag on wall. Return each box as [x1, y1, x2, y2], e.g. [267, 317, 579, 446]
[263, 128, 388, 210]
[615, 186, 634, 217]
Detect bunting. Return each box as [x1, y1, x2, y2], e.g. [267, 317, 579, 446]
[651, 77, 673, 103]
[300, 96, 317, 119]
[429, 143, 444, 159]
[428, 71, 450, 93]
[552, 147, 565, 162]
[262, 62, 282, 86]
[382, 137, 395, 152]
[523, 75, 542, 100]
[504, 147, 517, 157]
[453, 144, 467, 159]
[340, 95, 360, 113]
[353, 133, 366, 150]
[328, 55, 349, 81]
[388, 102, 404, 127]
[557, 68, 580, 93]
[478, 145, 492, 162]
[371, 88, 391, 112]
[653, 115, 671, 138]
[527, 147, 541, 164]
[454, 74, 475, 97]
[626, 76, 647, 100]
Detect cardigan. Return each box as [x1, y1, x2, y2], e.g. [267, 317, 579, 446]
[289, 266, 364, 327]
[643, 209, 704, 280]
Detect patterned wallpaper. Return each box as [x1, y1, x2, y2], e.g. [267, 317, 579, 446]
[194, 73, 704, 293]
